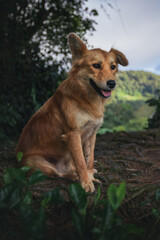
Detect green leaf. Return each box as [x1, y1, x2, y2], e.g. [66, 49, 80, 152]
[20, 205, 46, 240]
[92, 227, 102, 235]
[29, 170, 48, 185]
[152, 208, 160, 219]
[17, 152, 23, 162]
[3, 169, 12, 184]
[102, 200, 114, 230]
[42, 188, 64, 206]
[108, 184, 119, 210]
[72, 208, 84, 236]
[119, 223, 145, 237]
[8, 187, 21, 210]
[0, 184, 21, 211]
[21, 166, 31, 173]
[108, 182, 126, 210]
[94, 187, 101, 206]
[68, 183, 87, 212]
[117, 182, 126, 205]
[23, 191, 32, 204]
[3, 167, 27, 185]
[155, 188, 160, 201]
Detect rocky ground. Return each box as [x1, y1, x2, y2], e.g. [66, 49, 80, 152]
[0, 129, 160, 239]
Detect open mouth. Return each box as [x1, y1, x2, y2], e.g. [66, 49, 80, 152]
[89, 79, 111, 98]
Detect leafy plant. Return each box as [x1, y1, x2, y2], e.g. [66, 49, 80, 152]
[146, 90, 160, 128]
[68, 182, 144, 240]
[0, 164, 63, 240]
[152, 208, 160, 220]
[108, 182, 126, 210]
[152, 188, 160, 220]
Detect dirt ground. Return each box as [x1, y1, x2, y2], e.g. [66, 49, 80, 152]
[0, 129, 160, 239]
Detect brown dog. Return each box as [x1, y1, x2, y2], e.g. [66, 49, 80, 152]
[16, 33, 128, 192]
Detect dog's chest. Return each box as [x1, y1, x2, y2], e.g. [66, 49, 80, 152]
[76, 111, 103, 140]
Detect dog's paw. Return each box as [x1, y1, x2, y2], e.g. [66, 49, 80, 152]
[92, 178, 101, 184]
[88, 169, 101, 184]
[93, 168, 98, 174]
[81, 179, 95, 193]
[88, 168, 98, 177]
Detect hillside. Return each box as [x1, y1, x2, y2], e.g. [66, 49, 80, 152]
[115, 71, 160, 100]
[101, 71, 160, 133]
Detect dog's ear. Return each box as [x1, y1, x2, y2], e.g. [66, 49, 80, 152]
[109, 48, 128, 66]
[68, 33, 87, 60]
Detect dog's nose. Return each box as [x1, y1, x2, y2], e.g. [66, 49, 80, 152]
[107, 80, 116, 89]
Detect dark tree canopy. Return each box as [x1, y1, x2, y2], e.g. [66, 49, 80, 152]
[0, 0, 98, 138]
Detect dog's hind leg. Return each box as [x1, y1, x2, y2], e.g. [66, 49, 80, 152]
[23, 155, 63, 177]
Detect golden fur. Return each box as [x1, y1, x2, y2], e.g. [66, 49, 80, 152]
[16, 33, 128, 192]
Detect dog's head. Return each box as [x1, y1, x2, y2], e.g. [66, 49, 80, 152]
[68, 33, 128, 99]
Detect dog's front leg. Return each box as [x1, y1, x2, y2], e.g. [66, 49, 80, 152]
[83, 133, 100, 183]
[67, 131, 95, 192]
[83, 136, 95, 169]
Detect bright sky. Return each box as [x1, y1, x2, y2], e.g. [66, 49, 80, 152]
[87, 0, 160, 75]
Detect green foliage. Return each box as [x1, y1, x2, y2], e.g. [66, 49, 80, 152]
[108, 182, 126, 210]
[20, 205, 46, 240]
[68, 182, 144, 240]
[42, 188, 64, 206]
[0, 41, 65, 139]
[152, 208, 160, 220]
[155, 188, 160, 202]
[152, 188, 160, 220]
[102, 100, 149, 132]
[94, 187, 101, 206]
[0, 165, 63, 240]
[17, 152, 23, 162]
[146, 90, 160, 129]
[116, 71, 160, 98]
[0, 165, 145, 240]
[29, 170, 48, 185]
[68, 183, 87, 215]
[98, 127, 113, 135]
[100, 71, 160, 132]
[68, 184, 88, 237]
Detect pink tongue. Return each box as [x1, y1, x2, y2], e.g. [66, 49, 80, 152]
[101, 90, 111, 98]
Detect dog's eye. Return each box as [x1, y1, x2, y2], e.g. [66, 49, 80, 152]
[92, 63, 101, 69]
[111, 64, 116, 70]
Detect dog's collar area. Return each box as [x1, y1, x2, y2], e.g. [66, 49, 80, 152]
[89, 79, 111, 98]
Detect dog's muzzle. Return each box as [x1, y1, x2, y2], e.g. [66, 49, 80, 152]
[90, 79, 116, 99]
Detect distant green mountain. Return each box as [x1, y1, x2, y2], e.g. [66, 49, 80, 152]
[115, 71, 160, 100]
[99, 71, 160, 133]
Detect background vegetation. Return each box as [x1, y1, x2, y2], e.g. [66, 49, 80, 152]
[100, 71, 160, 133]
